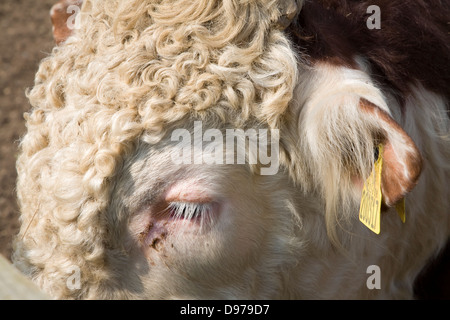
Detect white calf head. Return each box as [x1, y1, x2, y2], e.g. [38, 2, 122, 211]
[14, 0, 439, 299]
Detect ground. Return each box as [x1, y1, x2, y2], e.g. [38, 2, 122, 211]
[0, 0, 56, 261]
[0, 0, 448, 299]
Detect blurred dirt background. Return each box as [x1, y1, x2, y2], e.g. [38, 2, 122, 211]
[0, 0, 448, 299]
[0, 0, 56, 261]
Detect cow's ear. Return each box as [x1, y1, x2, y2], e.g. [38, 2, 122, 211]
[359, 99, 423, 207]
[50, 0, 82, 44]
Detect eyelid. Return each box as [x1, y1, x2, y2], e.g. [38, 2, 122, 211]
[164, 180, 213, 203]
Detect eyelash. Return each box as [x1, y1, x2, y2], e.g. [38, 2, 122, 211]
[167, 202, 214, 221]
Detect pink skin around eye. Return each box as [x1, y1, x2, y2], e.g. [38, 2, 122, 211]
[134, 180, 219, 253]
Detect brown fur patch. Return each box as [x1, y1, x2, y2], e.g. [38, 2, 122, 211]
[287, 0, 450, 108]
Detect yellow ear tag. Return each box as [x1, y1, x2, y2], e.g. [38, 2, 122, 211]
[359, 144, 383, 234]
[396, 198, 406, 223]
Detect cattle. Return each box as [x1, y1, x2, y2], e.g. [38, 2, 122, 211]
[12, 0, 450, 299]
